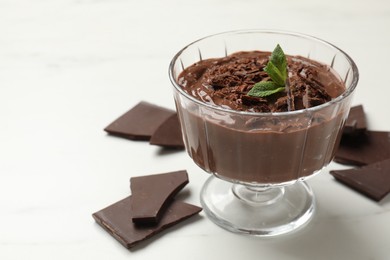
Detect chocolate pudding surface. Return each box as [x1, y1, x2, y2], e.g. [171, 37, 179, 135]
[175, 51, 348, 184]
[178, 51, 345, 113]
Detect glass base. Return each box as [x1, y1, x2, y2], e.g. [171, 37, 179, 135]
[200, 175, 315, 237]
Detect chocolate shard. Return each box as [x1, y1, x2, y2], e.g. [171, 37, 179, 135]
[149, 114, 185, 149]
[343, 105, 367, 135]
[334, 131, 390, 166]
[92, 196, 202, 249]
[130, 170, 189, 224]
[330, 158, 390, 201]
[104, 101, 175, 141]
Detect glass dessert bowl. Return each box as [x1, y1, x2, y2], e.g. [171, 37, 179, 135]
[169, 30, 358, 236]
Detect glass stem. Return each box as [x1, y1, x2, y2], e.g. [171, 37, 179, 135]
[232, 184, 285, 206]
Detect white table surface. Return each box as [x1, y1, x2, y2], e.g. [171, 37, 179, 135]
[1, 0, 390, 259]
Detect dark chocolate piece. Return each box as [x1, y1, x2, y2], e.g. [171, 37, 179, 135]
[334, 131, 390, 166]
[93, 196, 202, 249]
[104, 101, 175, 140]
[149, 114, 185, 149]
[330, 158, 390, 201]
[130, 170, 189, 224]
[343, 105, 367, 135]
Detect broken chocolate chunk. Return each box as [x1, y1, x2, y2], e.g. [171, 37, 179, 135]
[343, 105, 367, 135]
[104, 101, 175, 140]
[334, 131, 390, 166]
[93, 196, 202, 249]
[149, 114, 185, 149]
[241, 95, 267, 106]
[330, 158, 390, 201]
[130, 170, 189, 224]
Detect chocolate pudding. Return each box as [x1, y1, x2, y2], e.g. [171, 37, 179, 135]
[178, 51, 344, 112]
[175, 51, 348, 184]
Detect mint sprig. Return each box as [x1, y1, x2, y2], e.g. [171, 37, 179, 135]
[247, 44, 288, 97]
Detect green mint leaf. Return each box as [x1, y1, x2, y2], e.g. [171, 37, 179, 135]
[270, 44, 287, 80]
[264, 61, 285, 86]
[247, 81, 285, 97]
[248, 44, 288, 98]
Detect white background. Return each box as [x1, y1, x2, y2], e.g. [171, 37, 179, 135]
[1, 0, 390, 259]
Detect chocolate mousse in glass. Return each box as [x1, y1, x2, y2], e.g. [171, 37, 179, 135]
[169, 30, 358, 236]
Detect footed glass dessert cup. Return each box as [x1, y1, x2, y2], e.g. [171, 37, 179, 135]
[169, 30, 359, 236]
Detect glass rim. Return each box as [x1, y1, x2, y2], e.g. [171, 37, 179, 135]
[168, 29, 359, 117]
